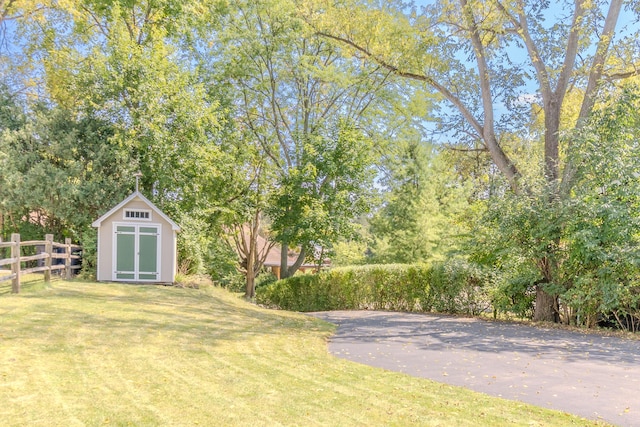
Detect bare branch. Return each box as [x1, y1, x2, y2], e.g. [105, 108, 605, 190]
[257, 236, 276, 268]
[1, 3, 47, 22]
[138, 1, 155, 45]
[239, 86, 284, 172]
[1, 0, 17, 23]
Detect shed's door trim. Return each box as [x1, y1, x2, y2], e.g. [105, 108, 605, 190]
[112, 222, 162, 282]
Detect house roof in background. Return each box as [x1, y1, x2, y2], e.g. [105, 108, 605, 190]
[244, 229, 316, 268]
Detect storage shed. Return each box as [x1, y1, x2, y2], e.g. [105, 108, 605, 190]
[92, 191, 180, 284]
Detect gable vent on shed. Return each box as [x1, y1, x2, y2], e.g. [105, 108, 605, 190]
[124, 209, 151, 220]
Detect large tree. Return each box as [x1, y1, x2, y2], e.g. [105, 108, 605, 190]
[214, 0, 389, 279]
[470, 83, 640, 327]
[223, 132, 279, 299]
[2, 0, 239, 273]
[0, 99, 132, 241]
[302, 0, 636, 321]
[370, 139, 470, 264]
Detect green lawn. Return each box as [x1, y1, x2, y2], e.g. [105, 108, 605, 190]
[0, 279, 605, 426]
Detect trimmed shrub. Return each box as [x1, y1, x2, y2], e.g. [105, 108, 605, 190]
[256, 260, 491, 315]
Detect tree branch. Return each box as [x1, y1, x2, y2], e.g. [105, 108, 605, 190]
[496, 0, 551, 95]
[556, 0, 586, 103]
[315, 30, 485, 139]
[0, 0, 17, 23]
[577, 0, 623, 121]
[81, 6, 110, 38]
[605, 68, 640, 81]
[458, 0, 521, 188]
[445, 145, 488, 153]
[562, 0, 623, 195]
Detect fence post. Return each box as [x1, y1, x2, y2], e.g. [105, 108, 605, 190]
[11, 233, 20, 293]
[64, 238, 72, 280]
[44, 234, 53, 283]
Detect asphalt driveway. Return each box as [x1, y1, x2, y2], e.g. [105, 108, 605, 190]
[309, 311, 640, 427]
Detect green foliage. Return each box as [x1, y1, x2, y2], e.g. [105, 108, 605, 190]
[330, 235, 369, 267]
[77, 225, 98, 280]
[0, 83, 25, 131]
[60, 3, 231, 217]
[6, 0, 638, 331]
[216, 0, 396, 276]
[175, 215, 213, 275]
[255, 271, 279, 289]
[0, 94, 131, 277]
[559, 84, 640, 330]
[268, 119, 376, 254]
[257, 261, 491, 315]
[2, 0, 241, 274]
[205, 238, 244, 290]
[469, 85, 640, 329]
[305, 0, 637, 322]
[0, 101, 132, 241]
[426, 260, 492, 315]
[487, 274, 536, 320]
[369, 140, 470, 264]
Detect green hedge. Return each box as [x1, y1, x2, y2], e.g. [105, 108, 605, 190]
[256, 260, 491, 315]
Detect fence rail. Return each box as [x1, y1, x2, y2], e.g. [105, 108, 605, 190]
[0, 233, 82, 293]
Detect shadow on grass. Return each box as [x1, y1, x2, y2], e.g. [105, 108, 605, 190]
[0, 274, 59, 296]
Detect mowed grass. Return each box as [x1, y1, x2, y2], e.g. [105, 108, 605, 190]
[0, 278, 605, 426]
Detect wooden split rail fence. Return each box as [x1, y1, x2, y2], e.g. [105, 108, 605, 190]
[0, 233, 82, 294]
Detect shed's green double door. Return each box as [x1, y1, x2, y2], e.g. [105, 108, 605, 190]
[115, 225, 159, 281]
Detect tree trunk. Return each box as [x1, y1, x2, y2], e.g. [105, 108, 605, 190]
[245, 242, 256, 298]
[286, 247, 307, 278]
[534, 285, 559, 322]
[245, 270, 256, 299]
[243, 215, 261, 299]
[544, 100, 561, 183]
[280, 242, 307, 279]
[280, 238, 290, 279]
